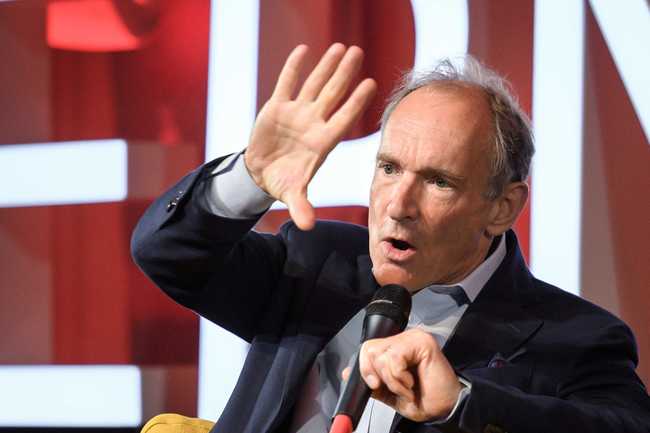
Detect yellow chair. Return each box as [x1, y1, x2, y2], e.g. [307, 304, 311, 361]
[140, 413, 215, 433]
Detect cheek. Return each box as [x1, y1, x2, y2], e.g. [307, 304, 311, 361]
[367, 203, 381, 260]
[417, 203, 480, 253]
[419, 204, 457, 237]
[368, 186, 384, 232]
[367, 204, 378, 239]
[425, 204, 489, 252]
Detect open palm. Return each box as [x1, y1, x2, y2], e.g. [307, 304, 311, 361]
[245, 44, 377, 230]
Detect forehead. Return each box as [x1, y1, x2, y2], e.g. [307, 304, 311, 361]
[380, 85, 493, 162]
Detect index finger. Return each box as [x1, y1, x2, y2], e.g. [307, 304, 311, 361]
[272, 44, 309, 100]
[326, 77, 377, 145]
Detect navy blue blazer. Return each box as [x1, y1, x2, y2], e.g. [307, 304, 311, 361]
[132, 156, 650, 433]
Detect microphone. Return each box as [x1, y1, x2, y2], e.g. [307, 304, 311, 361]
[330, 284, 412, 433]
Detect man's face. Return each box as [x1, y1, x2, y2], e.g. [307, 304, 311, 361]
[369, 85, 498, 291]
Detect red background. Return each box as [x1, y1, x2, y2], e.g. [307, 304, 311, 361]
[0, 0, 647, 418]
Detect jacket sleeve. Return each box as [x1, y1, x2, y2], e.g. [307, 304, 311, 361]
[457, 321, 650, 433]
[130, 156, 286, 342]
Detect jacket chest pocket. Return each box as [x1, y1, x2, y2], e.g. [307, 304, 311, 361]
[461, 365, 533, 391]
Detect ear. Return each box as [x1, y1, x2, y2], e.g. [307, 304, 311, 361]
[485, 181, 529, 237]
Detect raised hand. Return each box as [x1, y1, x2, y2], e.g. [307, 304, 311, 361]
[244, 43, 377, 230]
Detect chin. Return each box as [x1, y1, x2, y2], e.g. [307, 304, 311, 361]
[372, 264, 418, 292]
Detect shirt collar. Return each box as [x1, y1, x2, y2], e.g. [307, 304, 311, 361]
[423, 234, 506, 303]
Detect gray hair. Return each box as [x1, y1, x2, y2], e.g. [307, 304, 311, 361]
[380, 56, 535, 199]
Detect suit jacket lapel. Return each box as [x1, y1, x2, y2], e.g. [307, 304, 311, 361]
[444, 230, 543, 370]
[443, 299, 543, 370]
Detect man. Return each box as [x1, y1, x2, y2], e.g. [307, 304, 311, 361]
[132, 44, 650, 432]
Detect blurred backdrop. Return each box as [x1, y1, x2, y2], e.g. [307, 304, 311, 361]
[0, 0, 648, 430]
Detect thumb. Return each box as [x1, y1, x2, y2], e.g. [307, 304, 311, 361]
[285, 190, 316, 231]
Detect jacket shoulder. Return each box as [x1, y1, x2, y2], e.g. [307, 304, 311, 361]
[533, 278, 628, 328]
[531, 278, 639, 365]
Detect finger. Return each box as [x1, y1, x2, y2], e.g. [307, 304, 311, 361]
[326, 78, 377, 145]
[376, 351, 415, 402]
[387, 349, 415, 391]
[359, 341, 382, 389]
[316, 45, 365, 118]
[394, 368, 415, 392]
[341, 367, 351, 381]
[297, 43, 346, 101]
[285, 190, 315, 231]
[272, 45, 309, 100]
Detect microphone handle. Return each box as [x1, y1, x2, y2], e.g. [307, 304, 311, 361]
[333, 314, 404, 428]
[333, 352, 370, 425]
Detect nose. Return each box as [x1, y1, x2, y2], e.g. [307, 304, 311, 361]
[386, 174, 419, 222]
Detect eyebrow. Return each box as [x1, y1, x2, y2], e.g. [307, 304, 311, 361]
[376, 152, 467, 183]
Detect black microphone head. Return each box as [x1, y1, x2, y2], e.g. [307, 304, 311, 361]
[365, 284, 412, 331]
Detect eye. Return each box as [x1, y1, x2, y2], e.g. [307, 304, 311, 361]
[430, 176, 451, 188]
[378, 162, 396, 175]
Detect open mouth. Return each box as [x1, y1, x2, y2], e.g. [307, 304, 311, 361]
[381, 237, 417, 261]
[390, 238, 413, 251]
